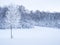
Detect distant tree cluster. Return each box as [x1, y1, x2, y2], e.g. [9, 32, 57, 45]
[0, 7, 8, 29]
[0, 5, 60, 29]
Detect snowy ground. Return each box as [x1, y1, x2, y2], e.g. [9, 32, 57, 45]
[0, 26, 60, 45]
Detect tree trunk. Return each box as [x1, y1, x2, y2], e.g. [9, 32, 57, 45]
[11, 25, 13, 39]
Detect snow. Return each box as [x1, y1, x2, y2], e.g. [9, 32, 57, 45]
[0, 26, 60, 45]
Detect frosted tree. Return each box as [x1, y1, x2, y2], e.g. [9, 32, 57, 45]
[6, 5, 21, 39]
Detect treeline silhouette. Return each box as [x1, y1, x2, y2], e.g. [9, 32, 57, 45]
[0, 5, 60, 29]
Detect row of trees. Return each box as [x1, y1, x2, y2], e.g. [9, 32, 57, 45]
[0, 5, 60, 29]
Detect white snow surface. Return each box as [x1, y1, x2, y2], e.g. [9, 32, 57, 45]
[0, 26, 60, 45]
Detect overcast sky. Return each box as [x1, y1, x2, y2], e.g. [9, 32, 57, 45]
[0, 0, 60, 12]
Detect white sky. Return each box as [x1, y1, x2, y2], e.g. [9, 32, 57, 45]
[0, 0, 60, 12]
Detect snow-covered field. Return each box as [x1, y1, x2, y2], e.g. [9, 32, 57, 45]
[0, 26, 60, 45]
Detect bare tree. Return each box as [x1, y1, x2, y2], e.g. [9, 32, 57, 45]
[6, 5, 21, 39]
